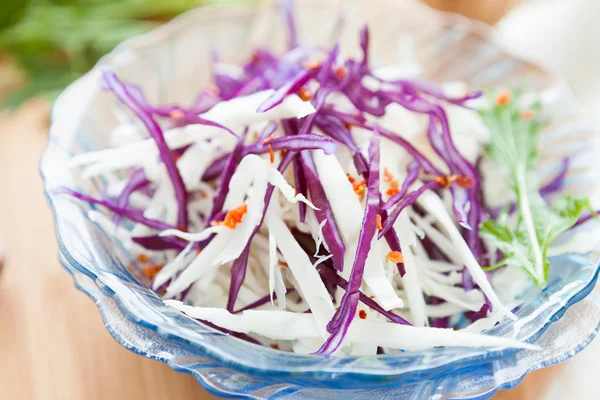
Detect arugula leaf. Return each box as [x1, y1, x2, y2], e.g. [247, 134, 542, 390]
[479, 90, 591, 286]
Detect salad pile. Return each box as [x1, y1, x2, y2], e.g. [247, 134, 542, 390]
[63, 4, 597, 355]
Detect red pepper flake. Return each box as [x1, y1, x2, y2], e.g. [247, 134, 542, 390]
[352, 180, 366, 191]
[383, 168, 394, 182]
[208, 84, 220, 96]
[433, 175, 453, 188]
[495, 90, 512, 106]
[196, 247, 202, 255]
[143, 264, 164, 279]
[304, 61, 321, 70]
[136, 253, 151, 264]
[455, 175, 475, 189]
[262, 135, 276, 144]
[520, 109, 535, 120]
[277, 260, 289, 268]
[343, 123, 353, 130]
[369, 295, 375, 299]
[223, 204, 248, 229]
[268, 144, 275, 163]
[358, 310, 367, 319]
[270, 344, 280, 350]
[352, 180, 367, 200]
[177, 225, 187, 232]
[169, 109, 185, 122]
[334, 65, 347, 79]
[280, 148, 287, 158]
[297, 86, 313, 101]
[386, 187, 400, 197]
[376, 214, 383, 231]
[346, 174, 356, 185]
[386, 251, 404, 264]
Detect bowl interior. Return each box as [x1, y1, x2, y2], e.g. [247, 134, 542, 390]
[43, 0, 600, 388]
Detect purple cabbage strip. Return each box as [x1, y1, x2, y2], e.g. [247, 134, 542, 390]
[316, 136, 381, 355]
[227, 244, 251, 312]
[208, 140, 244, 222]
[341, 61, 388, 117]
[196, 318, 261, 346]
[359, 25, 369, 68]
[281, 0, 298, 49]
[382, 160, 420, 212]
[317, 263, 410, 325]
[465, 303, 490, 322]
[253, 134, 339, 155]
[378, 194, 407, 277]
[202, 133, 338, 181]
[299, 151, 346, 271]
[257, 67, 317, 113]
[540, 157, 570, 199]
[393, 78, 482, 107]
[257, 121, 278, 143]
[379, 181, 440, 239]
[102, 71, 189, 229]
[57, 188, 173, 231]
[293, 155, 308, 222]
[225, 151, 296, 311]
[132, 235, 187, 251]
[234, 288, 296, 314]
[112, 169, 150, 226]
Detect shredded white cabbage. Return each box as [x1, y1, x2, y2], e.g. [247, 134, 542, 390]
[68, 51, 588, 358]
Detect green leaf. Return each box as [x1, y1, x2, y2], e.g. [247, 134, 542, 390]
[479, 90, 590, 286]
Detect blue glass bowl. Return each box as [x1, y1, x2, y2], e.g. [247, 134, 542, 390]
[43, 0, 600, 398]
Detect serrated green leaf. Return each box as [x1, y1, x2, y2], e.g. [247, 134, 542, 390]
[479, 90, 590, 286]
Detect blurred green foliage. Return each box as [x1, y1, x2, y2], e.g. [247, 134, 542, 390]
[0, 0, 240, 108]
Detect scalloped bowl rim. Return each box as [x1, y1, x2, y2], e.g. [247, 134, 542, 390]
[41, 0, 600, 387]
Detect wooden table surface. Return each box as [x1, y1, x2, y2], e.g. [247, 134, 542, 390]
[0, 2, 562, 399]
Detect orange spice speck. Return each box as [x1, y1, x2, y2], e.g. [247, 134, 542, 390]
[520, 109, 535, 120]
[434, 175, 453, 188]
[143, 264, 164, 280]
[346, 174, 356, 184]
[223, 204, 248, 229]
[386, 251, 404, 264]
[196, 247, 202, 255]
[208, 84, 220, 96]
[136, 253, 150, 264]
[383, 168, 394, 182]
[268, 144, 275, 163]
[352, 180, 366, 191]
[343, 123, 353, 130]
[386, 187, 400, 197]
[177, 225, 187, 232]
[376, 214, 383, 231]
[455, 175, 475, 189]
[199, 191, 208, 199]
[270, 344, 280, 350]
[169, 110, 185, 122]
[304, 61, 321, 70]
[277, 260, 289, 268]
[297, 86, 313, 101]
[262, 135, 276, 144]
[495, 90, 512, 106]
[358, 310, 367, 319]
[334, 65, 347, 79]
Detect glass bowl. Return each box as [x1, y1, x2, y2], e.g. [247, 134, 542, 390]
[42, 0, 600, 398]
